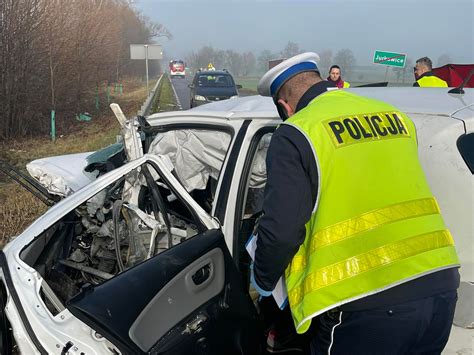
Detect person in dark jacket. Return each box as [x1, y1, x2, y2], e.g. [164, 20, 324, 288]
[327, 65, 350, 88]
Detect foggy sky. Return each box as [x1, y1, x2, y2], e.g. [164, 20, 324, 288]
[136, 0, 473, 66]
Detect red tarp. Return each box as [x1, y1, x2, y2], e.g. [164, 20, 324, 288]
[432, 64, 474, 88]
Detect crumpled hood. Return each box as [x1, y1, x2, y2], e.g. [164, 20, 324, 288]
[26, 152, 97, 197]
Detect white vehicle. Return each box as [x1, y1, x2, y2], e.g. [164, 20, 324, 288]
[0, 88, 472, 354]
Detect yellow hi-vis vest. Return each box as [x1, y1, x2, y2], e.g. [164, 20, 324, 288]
[342, 81, 350, 88]
[416, 75, 448, 87]
[283, 89, 459, 334]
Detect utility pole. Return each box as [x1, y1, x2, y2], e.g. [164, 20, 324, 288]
[145, 44, 149, 96]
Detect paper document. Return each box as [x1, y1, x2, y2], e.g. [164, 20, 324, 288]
[246, 234, 288, 310]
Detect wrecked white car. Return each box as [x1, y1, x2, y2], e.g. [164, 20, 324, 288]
[0, 88, 472, 354]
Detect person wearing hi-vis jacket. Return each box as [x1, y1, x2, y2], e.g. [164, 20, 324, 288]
[252, 52, 460, 355]
[413, 56, 448, 87]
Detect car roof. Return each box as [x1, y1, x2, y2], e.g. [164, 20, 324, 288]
[349, 87, 473, 117]
[148, 95, 278, 121]
[196, 70, 232, 76]
[148, 87, 473, 122]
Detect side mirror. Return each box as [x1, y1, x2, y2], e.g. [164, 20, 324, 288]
[236, 84, 243, 89]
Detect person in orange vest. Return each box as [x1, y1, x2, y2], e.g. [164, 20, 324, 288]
[253, 52, 460, 354]
[327, 65, 350, 88]
[413, 57, 448, 87]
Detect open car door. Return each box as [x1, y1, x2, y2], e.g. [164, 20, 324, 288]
[67, 229, 261, 354]
[64, 154, 262, 354]
[4, 154, 261, 354]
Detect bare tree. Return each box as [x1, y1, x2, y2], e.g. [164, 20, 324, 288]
[391, 57, 414, 84]
[280, 41, 300, 58]
[403, 58, 414, 84]
[189, 46, 216, 70]
[319, 50, 333, 76]
[224, 50, 243, 76]
[333, 49, 356, 77]
[0, 0, 165, 139]
[185, 50, 199, 70]
[0, 0, 49, 138]
[257, 49, 275, 73]
[392, 65, 403, 83]
[213, 49, 227, 70]
[242, 52, 256, 76]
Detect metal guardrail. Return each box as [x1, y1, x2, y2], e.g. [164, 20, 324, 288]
[138, 74, 163, 117]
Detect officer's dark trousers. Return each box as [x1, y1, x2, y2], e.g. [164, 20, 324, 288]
[310, 290, 457, 355]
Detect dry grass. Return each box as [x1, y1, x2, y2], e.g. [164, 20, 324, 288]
[0, 184, 48, 247]
[0, 77, 150, 246]
[151, 75, 178, 113]
[0, 78, 148, 168]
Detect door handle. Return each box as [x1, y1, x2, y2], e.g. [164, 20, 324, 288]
[192, 263, 211, 286]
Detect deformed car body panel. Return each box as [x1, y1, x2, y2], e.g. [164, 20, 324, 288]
[1, 154, 227, 354]
[26, 153, 97, 197]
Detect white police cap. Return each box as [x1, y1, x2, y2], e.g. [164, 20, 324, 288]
[258, 52, 320, 98]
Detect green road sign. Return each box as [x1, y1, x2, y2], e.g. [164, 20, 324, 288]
[373, 50, 407, 68]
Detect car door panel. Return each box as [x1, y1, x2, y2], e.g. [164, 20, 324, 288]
[67, 229, 262, 354]
[129, 247, 225, 351]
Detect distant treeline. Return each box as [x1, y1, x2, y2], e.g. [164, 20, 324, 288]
[184, 42, 360, 77]
[186, 42, 452, 85]
[0, 0, 170, 139]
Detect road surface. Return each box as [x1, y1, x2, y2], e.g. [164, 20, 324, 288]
[170, 75, 254, 111]
[170, 76, 192, 110]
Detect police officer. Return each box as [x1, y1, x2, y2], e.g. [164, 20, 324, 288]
[413, 57, 448, 87]
[252, 52, 460, 354]
[327, 65, 350, 88]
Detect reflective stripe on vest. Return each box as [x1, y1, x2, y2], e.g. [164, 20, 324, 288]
[417, 75, 448, 87]
[289, 198, 441, 273]
[288, 229, 454, 305]
[283, 90, 459, 334]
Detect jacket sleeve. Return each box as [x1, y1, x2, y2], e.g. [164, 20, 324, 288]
[253, 126, 316, 291]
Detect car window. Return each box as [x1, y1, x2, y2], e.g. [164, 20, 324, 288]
[197, 74, 234, 87]
[457, 133, 474, 174]
[242, 132, 272, 217]
[20, 160, 206, 315]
